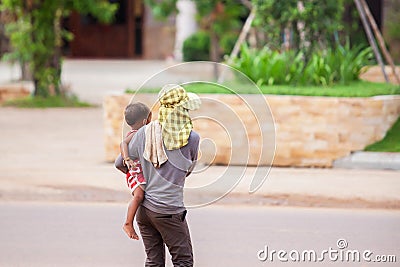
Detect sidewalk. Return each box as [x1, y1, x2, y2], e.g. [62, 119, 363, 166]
[0, 60, 171, 104]
[0, 107, 398, 209]
[0, 59, 214, 105]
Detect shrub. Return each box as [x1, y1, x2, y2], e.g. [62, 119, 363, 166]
[230, 43, 373, 86]
[182, 31, 210, 61]
[220, 33, 237, 56]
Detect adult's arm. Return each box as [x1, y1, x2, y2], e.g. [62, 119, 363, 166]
[186, 132, 200, 177]
[186, 161, 196, 177]
[114, 154, 128, 174]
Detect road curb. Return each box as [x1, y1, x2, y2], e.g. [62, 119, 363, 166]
[333, 152, 400, 170]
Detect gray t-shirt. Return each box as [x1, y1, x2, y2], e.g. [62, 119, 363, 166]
[128, 126, 200, 214]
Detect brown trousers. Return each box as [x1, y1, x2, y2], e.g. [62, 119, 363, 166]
[136, 206, 193, 267]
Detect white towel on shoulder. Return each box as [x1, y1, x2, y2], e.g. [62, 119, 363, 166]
[143, 120, 168, 168]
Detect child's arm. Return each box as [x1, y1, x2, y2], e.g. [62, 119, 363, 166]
[120, 132, 136, 169]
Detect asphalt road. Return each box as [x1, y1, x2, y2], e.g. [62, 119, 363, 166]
[0, 202, 399, 267]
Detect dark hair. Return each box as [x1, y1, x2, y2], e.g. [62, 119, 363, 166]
[124, 102, 150, 126]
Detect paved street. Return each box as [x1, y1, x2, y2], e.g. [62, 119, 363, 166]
[0, 202, 399, 267]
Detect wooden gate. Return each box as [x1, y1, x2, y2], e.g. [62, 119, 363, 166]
[67, 0, 143, 58]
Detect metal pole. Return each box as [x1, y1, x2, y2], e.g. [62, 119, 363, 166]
[354, 0, 389, 83]
[218, 8, 256, 84]
[360, 0, 400, 84]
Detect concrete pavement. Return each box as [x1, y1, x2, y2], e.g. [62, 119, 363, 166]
[334, 152, 400, 171]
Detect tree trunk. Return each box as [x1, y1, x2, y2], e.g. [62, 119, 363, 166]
[31, 1, 61, 97]
[292, 21, 300, 51]
[29, 1, 46, 97]
[51, 8, 63, 96]
[20, 60, 31, 81]
[33, 78, 40, 97]
[31, 10, 42, 97]
[210, 30, 220, 80]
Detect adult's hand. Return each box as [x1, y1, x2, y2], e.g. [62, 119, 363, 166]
[115, 154, 128, 174]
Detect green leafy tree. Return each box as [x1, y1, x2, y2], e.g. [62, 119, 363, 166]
[195, 1, 247, 61]
[252, 0, 344, 54]
[145, 0, 247, 62]
[145, 0, 178, 20]
[1, 0, 117, 97]
[385, 0, 400, 63]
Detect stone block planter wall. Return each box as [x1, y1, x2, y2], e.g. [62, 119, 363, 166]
[0, 85, 30, 104]
[104, 94, 400, 167]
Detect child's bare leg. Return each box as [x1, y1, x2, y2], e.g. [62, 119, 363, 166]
[123, 199, 138, 239]
[123, 186, 144, 240]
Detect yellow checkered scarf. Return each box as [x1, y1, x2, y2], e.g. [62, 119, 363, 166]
[158, 87, 193, 150]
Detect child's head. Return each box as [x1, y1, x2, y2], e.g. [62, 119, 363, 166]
[124, 102, 151, 129]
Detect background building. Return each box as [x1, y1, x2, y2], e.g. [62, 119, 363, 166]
[65, 0, 176, 59]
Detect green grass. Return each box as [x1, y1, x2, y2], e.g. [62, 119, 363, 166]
[365, 116, 400, 152]
[259, 81, 400, 97]
[126, 81, 400, 97]
[2, 95, 92, 108]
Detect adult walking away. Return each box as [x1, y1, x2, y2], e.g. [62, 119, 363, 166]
[128, 84, 201, 266]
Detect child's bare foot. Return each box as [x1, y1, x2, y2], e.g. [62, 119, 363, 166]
[123, 223, 139, 240]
